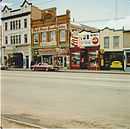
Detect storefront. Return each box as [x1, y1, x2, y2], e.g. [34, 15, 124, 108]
[102, 51, 124, 70]
[70, 47, 99, 70]
[124, 49, 130, 72]
[8, 53, 23, 68]
[70, 31, 100, 70]
[32, 48, 70, 68]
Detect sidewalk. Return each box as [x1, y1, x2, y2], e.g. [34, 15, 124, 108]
[6, 68, 130, 75]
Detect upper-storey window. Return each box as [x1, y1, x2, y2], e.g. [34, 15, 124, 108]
[104, 37, 109, 48]
[10, 21, 13, 30]
[113, 36, 120, 49]
[24, 19, 27, 28]
[49, 31, 56, 42]
[16, 20, 19, 29]
[5, 22, 8, 31]
[13, 21, 15, 30]
[34, 32, 39, 48]
[19, 20, 21, 29]
[5, 36, 8, 44]
[41, 32, 47, 47]
[24, 34, 28, 43]
[60, 30, 66, 42]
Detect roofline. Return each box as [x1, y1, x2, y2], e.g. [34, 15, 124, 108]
[100, 27, 124, 32]
[20, 0, 32, 7]
[1, 5, 12, 12]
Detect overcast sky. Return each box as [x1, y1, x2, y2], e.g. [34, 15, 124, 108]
[0, 0, 130, 28]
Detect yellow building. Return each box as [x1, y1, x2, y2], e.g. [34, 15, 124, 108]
[99, 27, 130, 71]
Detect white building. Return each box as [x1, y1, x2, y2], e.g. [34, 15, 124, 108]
[1, 0, 41, 68]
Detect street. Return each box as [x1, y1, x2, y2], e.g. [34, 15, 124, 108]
[1, 71, 130, 128]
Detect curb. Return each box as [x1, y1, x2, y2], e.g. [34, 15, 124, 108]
[3, 117, 43, 128]
[58, 70, 130, 75]
[4, 69, 130, 75]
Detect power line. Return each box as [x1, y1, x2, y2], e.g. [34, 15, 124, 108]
[74, 17, 125, 24]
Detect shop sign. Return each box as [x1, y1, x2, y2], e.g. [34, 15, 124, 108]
[58, 24, 67, 30]
[71, 31, 80, 48]
[46, 41, 57, 48]
[79, 31, 99, 47]
[49, 25, 57, 30]
[59, 42, 69, 48]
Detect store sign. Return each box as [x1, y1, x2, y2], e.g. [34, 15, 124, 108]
[79, 31, 99, 47]
[58, 24, 67, 30]
[71, 31, 80, 48]
[71, 31, 99, 48]
[46, 41, 57, 48]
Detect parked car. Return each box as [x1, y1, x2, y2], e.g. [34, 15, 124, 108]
[31, 63, 59, 71]
[0, 65, 8, 70]
[110, 61, 123, 69]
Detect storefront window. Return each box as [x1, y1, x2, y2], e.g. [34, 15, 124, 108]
[127, 53, 130, 66]
[88, 52, 97, 67]
[60, 30, 66, 42]
[42, 55, 52, 65]
[71, 52, 80, 65]
[42, 32, 47, 47]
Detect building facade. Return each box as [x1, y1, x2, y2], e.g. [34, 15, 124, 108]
[123, 31, 130, 71]
[70, 30, 100, 70]
[99, 27, 130, 71]
[32, 8, 71, 69]
[1, 0, 42, 68]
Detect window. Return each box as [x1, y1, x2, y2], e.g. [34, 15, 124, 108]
[13, 21, 15, 30]
[34, 33, 39, 47]
[16, 20, 18, 29]
[5, 36, 8, 44]
[19, 35, 21, 44]
[41, 32, 46, 47]
[19, 20, 21, 29]
[24, 34, 28, 43]
[50, 31, 56, 41]
[10, 36, 13, 44]
[104, 37, 109, 48]
[13, 35, 15, 44]
[87, 35, 89, 39]
[5, 22, 8, 31]
[71, 52, 80, 65]
[24, 19, 27, 28]
[10, 21, 13, 30]
[16, 35, 19, 44]
[126, 53, 130, 66]
[113, 36, 120, 49]
[60, 30, 66, 42]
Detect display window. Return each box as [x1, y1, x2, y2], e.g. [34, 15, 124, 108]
[88, 52, 97, 67]
[126, 53, 130, 67]
[71, 52, 80, 68]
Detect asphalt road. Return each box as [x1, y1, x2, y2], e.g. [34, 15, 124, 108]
[1, 71, 130, 128]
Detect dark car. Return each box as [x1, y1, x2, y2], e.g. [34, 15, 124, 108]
[0, 65, 8, 70]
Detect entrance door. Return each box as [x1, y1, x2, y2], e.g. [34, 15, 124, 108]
[26, 56, 29, 68]
[80, 49, 88, 69]
[126, 53, 130, 71]
[13, 53, 23, 68]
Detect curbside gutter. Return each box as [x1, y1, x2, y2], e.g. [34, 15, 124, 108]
[3, 68, 130, 75]
[3, 117, 43, 129]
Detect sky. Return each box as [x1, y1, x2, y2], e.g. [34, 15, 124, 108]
[0, 0, 130, 29]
